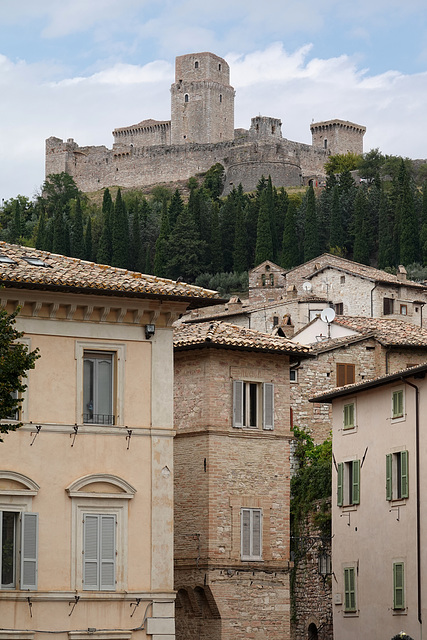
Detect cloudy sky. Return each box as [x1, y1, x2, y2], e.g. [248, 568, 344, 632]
[1, 0, 427, 202]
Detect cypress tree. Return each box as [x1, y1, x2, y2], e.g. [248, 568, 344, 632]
[281, 201, 299, 269]
[52, 209, 67, 255]
[220, 191, 237, 272]
[352, 186, 370, 265]
[420, 182, 427, 265]
[85, 217, 93, 262]
[35, 208, 46, 250]
[153, 202, 171, 277]
[397, 161, 419, 265]
[168, 189, 184, 230]
[167, 205, 204, 282]
[378, 188, 394, 269]
[129, 210, 142, 272]
[233, 200, 247, 273]
[303, 185, 319, 261]
[72, 198, 85, 259]
[329, 186, 344, 251]
[209, 202, 223, 273]
[255, 189, 274, 265]
[111, 189, 129, 268]
[97, 188, 113, 264]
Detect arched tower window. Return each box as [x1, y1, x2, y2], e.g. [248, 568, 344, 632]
[184, 94, 189, 103]
[218, 63, 222, 71]
[219, 94, 222, 103]
[195, 61, 199, 69]
[324, 139, 328, 149]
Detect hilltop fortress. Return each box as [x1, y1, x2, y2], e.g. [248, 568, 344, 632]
[46, 52, 366, 194]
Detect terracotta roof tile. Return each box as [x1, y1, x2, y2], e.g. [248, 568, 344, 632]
[334, 316, 427, 347]
[0, 242, 220, 304]
[174, 320, 310, 355]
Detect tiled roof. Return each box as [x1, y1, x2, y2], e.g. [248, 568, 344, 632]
[302, 253, 426, 289]
[0, 242, 221, 305]
[310, 362, 427, 403]
[174, 321, 310, 355]
[334, 316, 427, 347]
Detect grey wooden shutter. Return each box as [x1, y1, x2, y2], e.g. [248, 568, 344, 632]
[400, 450, 409, 499]
[241, 509, 251, 557]
[252, 509, 262, 558]
[386, 454, 392, 500]
[21, 512, 38, 590]
[100, 515, 116, 590]
[233, 381, 244, 428]
[83, 514, 99, 590]
[263, 383, 274, 430]
[352, 460, 360, 505]
[337, 462, 343, 507]
[393, 562, 405, 609]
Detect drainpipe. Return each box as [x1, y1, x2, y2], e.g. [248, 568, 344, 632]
[402, 377, 422, 632]
[370, 282, 378, 317]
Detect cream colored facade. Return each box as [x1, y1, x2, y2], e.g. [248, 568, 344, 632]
[313, 364, 427, 640]
[0, 242, 219, 640]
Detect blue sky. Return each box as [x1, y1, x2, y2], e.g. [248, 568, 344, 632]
[1, 0, 427, 201]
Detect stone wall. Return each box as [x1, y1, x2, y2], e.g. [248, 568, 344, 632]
[310, 119, 366, 155]
[113, 119, 171, 147]
[174, 347, 293, 640]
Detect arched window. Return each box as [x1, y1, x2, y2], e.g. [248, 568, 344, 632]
[219, 94, 222, 103]
[308, 623, 318, 640]
[324, 139, 328, 149]
[218, 63, 222, 71]
[195, 61, 199, 69]
[184, 94, 189, 103]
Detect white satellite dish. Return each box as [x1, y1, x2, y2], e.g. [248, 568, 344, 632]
[320, 308, 336, 324]
[302, 282, 312, 292]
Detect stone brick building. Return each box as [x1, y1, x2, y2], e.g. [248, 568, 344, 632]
[45, 52, 365, 195]
[173, 321, 310, 640]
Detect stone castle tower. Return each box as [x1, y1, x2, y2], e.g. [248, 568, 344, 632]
[170, 52, 235, 145]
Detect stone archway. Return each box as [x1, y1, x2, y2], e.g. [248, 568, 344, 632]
[308, 622, 319, 640]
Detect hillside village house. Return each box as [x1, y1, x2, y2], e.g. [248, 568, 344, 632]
[0, 241, 219, 640]
[311, 363, 427, 640]
[172, 321, 310, 640]
[290, 316, 427, 443]
[186, 256, 427, 334]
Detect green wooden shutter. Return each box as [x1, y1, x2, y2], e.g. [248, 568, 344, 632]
[392, 390, 403, 418]
[263, 383, 274, 430]
[337, 462, 344, 507]
[393, 562, 405, 609]
[352, 460, 360, 505]
[233, 381, 244, 428]
[21, 512, 38, 590]
[83, 514, 99, 590]
[386, 454, 393, 501]
[400, 450, 409, 499]
[344, 567, 356, 611]
[344, 403, 354, 429]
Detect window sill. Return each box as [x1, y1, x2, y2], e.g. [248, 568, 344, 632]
[343, 611, 359, 617]
[342, 425, 358, 435]
[392, 609, 407, 616]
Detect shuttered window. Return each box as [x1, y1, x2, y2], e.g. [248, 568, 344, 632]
[0, 511, 38, 590]
[336, 363, 355, 387]
[337, 460, 360, 506]
[386, 451, 409, 500]
[393, 562, 405, 610]
[343, 403, 355, 429]
[83, 352, 114, 425]
[344, 567, 356, 612]
[241, 508, 262, 560]
[233, 381, 274, 430]
[392, 390, 404, 419]
[83, 514, 116, 590]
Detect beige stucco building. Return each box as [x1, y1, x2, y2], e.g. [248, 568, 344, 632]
[0, 242, 219, 640]
[312, 363, 427, 640]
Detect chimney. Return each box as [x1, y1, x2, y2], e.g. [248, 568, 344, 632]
[397, 265, 407, 282]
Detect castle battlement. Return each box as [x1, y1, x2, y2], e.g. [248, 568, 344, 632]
[46, 52, 366, 194]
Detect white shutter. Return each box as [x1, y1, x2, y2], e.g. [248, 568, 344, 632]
[263, 383, 274, 430]
[233, 381, 244, 428]
[100, 515, 116, 590]
[21, 512, 38, 590]
[83, 514, 99, 590]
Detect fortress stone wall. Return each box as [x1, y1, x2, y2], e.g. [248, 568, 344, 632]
[46, 52, 366, 194]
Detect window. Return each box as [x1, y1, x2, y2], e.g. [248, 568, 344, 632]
[324, 139, 328, 149]
[392, 389, 404, 420]
[340, 275, 345, 284]
[386, 451, 409, 500]
[241, 508, 262, 561]
[336, 363, 355, 387]
[184, 94, 189, 103]
[393, 562, 405, 610]
[233, 381, 274, 430]
[337, 460, 360, 506]
[383, 297, 394, 315]
[83, 514, 116, 590]
[290, 369, 298, 383]
[270, 274, 274, 286]
[0, 511, 38, 590]
[219, 94, 222, 103]
[218, 63, 221, 71]
[194, 61, 199, 69]
[343, 402, 355, 430]
[273, 315, 279, 327]
[335, 302, 344, 315]
[83, 351, 114, 425]
[344, 567, 357, 612]
[400, 304, 407, 315]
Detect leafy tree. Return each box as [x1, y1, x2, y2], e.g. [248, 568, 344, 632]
[324, 152, 361, 176]
[39, 173, 81, 217]
[0, 308, 39, 440]
[203, 163, 225, 200]
[358, 148, 384, 184]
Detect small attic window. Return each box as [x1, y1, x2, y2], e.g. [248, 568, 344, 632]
[0, 254, 17, 264]
[22, 256, 51, 268]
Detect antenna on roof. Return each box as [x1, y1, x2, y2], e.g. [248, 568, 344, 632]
[302, 281, 312, 293]
[320, 307, 335, 338]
